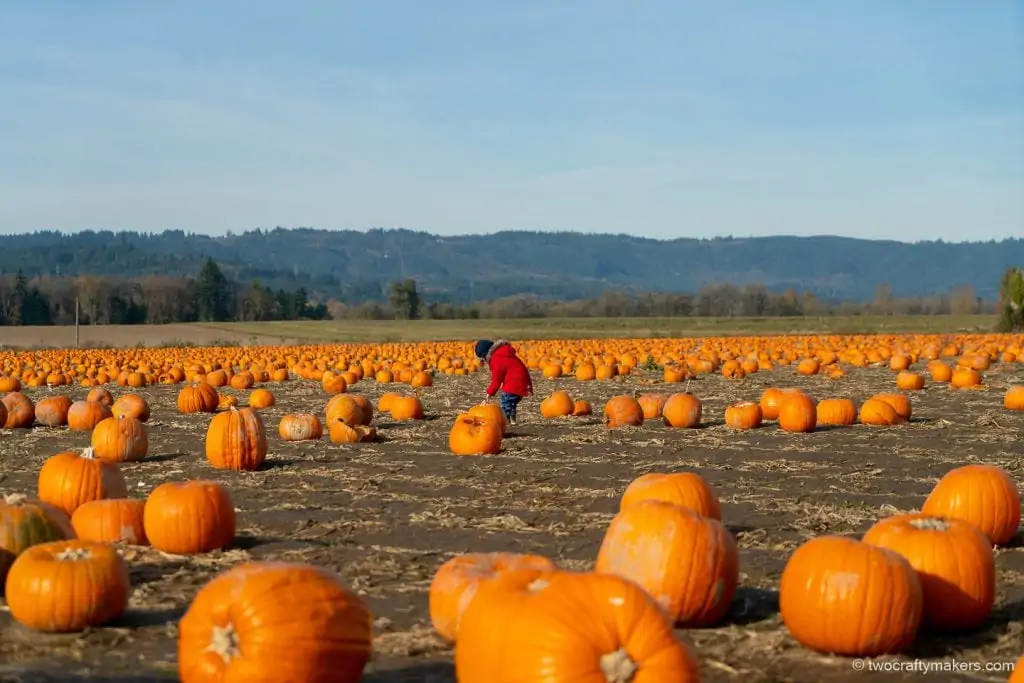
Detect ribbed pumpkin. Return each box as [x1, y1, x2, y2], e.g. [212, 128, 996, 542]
[662, 392, 702, 428]
[603, 395, 644, 429]
[178, 383, 219, 414]
[921, 464, 1021, 546]
[71, 498, 148, 546]
[91, 415, 149, 462]
[144, 480, 236, 555]
[619, 472, 721, 520]
[449, 413, 502, 456]
[37, 449, 128, 516]
[206, 407, 268, 471]
[0, 494, 75, 589]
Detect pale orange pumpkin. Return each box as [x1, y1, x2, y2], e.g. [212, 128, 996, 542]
[278, 413, 323, 441]
[111, 393, 151, 422]
[67, 399, 112, 431]
[34, 395, 72, 427]
[724, 401, 761, 429]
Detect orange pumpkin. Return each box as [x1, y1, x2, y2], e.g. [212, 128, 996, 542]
[873, 393, 912, 421]
[327, 419, 378, 443]
[2, 391, 35, 429]
[895, 371, 925, 391]
[1003, 385, 1024, 411]
[37, 449, 128, 516]
[247, 388, 276, 409]
[861, 513, 994, 632]
[571, 399, 592, 416]
[35, 395, 72, 427]
[858, 398, 904, 426]
[449, 413, 503, 455]
[178, 562, 372, 683]
[603, 395, 644, 429]
[921, 464, 1021, 546]
[111, 393, 151, 422]
[780, 535, 922, 655]
[390, 395, 424, 421]
[777, 391, 816, 433]
[429, 552, 556, 641]
[619, 472, 721, 520]
[662, 392, 702, 428]
[540, 391, 574, 418]
[467, 402, 507, 435]
[454, 570, 700, 683]
[5, 539, 130, 633]
[144, 480, 236, 555]
[637, 393, 668, 420]
[91, 415, 149, 462]
[0, 494, 75, 588]
[71, 498, 148, 545]
[206, 407, 268, 471]
[325, 394, 370, 427]
[178, 383, 219, 413]
[67, 399, 112, 431]
[816, 398, 857, 426]
[724, 401, 762, 430]
[595, 500, 737, 626]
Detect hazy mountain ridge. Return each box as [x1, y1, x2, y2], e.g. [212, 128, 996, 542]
[0, 228, 1019, 303]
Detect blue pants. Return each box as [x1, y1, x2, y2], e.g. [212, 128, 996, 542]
[497, 391, 522, 420]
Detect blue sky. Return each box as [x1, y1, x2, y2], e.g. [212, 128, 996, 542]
[0, 1, 1021, 241]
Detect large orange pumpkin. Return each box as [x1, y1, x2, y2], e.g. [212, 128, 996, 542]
[91, 415, 149, 462]
[71, 498, 148, 546]
[449, 413, 502, 456]
[603, 395, 643, 429]
[662, 392, 702, 428]
[0, 494, 75, 589]
[206, 407, 268, 471]
[921, 464, 1021, 546]
[144, 480, 236, 555]
[777, 391, 816, 433]
[37, 449, 128, 516]
[618, 472, 721, 520]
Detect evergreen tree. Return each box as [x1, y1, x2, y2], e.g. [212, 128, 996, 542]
[195, 259, 232, 322]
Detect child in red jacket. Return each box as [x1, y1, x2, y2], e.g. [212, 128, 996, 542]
[475, 339, 533, 424]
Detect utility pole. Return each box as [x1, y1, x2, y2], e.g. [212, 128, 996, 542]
[75, 298, 80, 348]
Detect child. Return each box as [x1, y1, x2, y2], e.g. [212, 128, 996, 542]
[474, 339, 533, 424]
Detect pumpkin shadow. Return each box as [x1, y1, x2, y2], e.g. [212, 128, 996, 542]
[363, 661, 455, 682]
[1000, 531, 1023, 549]
[905, 597, 1022, 658]
[260, 458, 303, 470]
[141, 452, 185, 463]
[231, 533, 270, 550]
[723, 586, 779, 626]
[0, 672, 177, 682]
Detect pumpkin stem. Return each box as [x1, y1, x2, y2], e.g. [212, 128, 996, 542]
[3, 493, 28, 505]
[80, 447, 96, 460]
[55, 547, 92, 561]
[526, 577, 551, 592]
[599, 648, 638, 683]
[206, 623, 241, 664]
[909, 516, 950, 532]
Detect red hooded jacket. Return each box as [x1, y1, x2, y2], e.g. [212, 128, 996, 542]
[484, 341, 533, 397]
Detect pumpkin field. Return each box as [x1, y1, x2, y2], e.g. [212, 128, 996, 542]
[0, 331, 1023, 682]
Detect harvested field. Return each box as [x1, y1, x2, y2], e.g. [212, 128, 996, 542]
[0, 337, 1023, 682]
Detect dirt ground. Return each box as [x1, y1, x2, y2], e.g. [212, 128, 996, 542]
[0, 363, 1022, 682]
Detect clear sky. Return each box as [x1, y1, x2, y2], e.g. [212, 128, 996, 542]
[0, 1, 1021, 241]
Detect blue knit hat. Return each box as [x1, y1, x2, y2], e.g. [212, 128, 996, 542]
[474, 339, 494, 360]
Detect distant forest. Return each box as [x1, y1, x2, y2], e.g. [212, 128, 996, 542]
[0, 227, 1016, 325]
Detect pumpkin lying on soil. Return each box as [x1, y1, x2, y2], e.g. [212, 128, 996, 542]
[0, 494, 75, 589]
[921, 464, 1021, 546]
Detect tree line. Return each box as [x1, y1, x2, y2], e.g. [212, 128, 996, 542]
[0, 260, 1000, 327]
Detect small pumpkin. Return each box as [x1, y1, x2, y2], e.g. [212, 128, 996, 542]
[178, 383, 219, 414]
[247, 388, 276, 410]
[67, 399, 112, 431]
[921, 464, 1021, 546]
[2, 391, 35, 429]
[5, 540, 130, 633]
[662, 392, 702, 428]
[603, 395, 644, 429]
[449, 413, 502, 455]
[780, 535, 922, 656]
[895, 371, 925, 391]
[206, 407, 268, 471]
[390, 395, 424, 421]
[278, 413, 323, 441]
[35, 395, 72, 427]
[143, 480, 236, 555]
[571, 399, 592, 416]
[71, 498, 148, 546]
[111, 393, 151, 422]
[619, 472, 721, 519]
[1004, 385, 1024, 411]
[816, 398, 857, 426]
[328, 419, 378, 444]
[777, 391, 816, 433]
[178, 562, 372, 683]
[858, 398, 904, 426]
[724, 401, 762, 430]
[540, 391, 574, 418]
[37, 448, 128, 516]
[0, 494, 75, 589]
[91, 415, 149, 462]
[429, 552, 556, 641]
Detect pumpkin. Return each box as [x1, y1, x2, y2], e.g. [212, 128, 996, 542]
[921, 464, 1021, 546]
[759, 387, 785, 420]
[467, 402, 507, 435]
[950, 367, 982, 389]
[111, 393, 151, 422]
[858, 398, 904, 426]
[144, 480, 236, 554]
[229, 371, 255, 390]
[454, 570, 700, 683]
[247, 388, 276, 409]
[67, 399, 112, 431]
[390, 395, 424, 420]
[540, 391, 574, 418]
[928, 361, 953, 382]
[895, 371, 925, 391]
[861, 513, 994, 632]
[278, 413, 323, 441]
[206, 407, 268, 471]
[37, 449, 128, 516]
[449, 413, 502, 455]
[325, 394, 369, 427]
[411, 370, 433, 387]
[35, 395, 72, 427]
[816, 398, 857, 426]
[71, 498, 148, 546]
[662, 392, 702, 428]
[91, 415, 149, 462]
[873, 393, 912, 421]
[603, 395, 644, 429]
[595, 499, 738, 626]
[0, 494, 75, 589]
[619, 472, 722, 520]
[724, 400, 762, 429]
[217, 393, 238, 411]
[328, 419, 378, 443]
[321, 371, 348, 395]
[777, 391, 816, 433]
[377, 392, 401, 413]
[637, 393, 668, 419]
[5, 540, 130, 632]
[2, 391, 35, 429]
[780, 535, 922, 656]
[178, 383, 219, 414]
[1004, 385, 1024, 411]
[572, 399, 592, 416]
[178, 561, 372, 683]
[429, 552, 556, 641]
